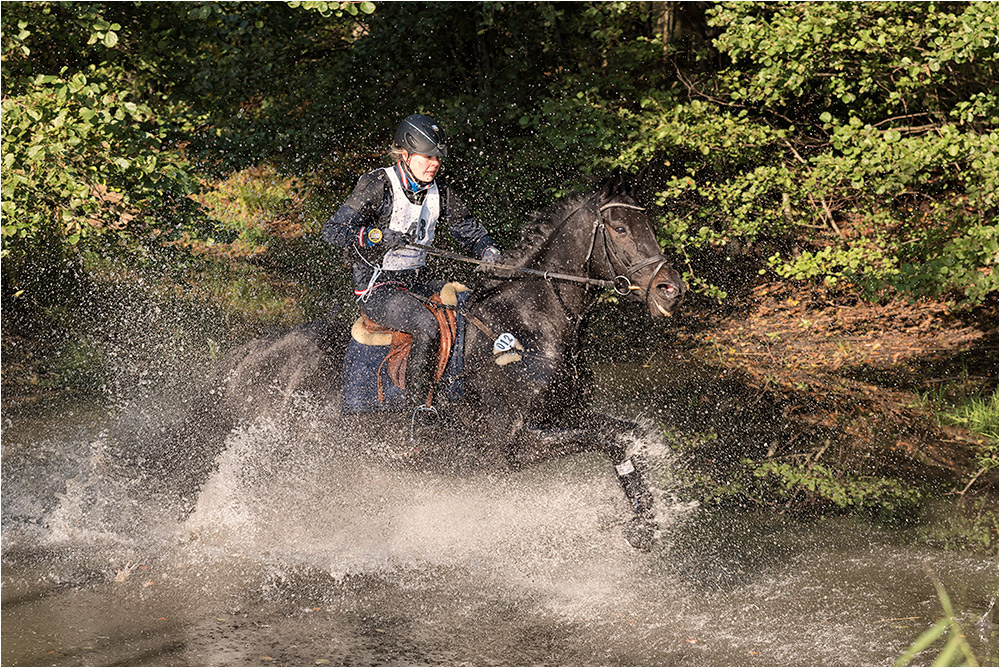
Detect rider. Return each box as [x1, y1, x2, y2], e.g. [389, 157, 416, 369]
[322, 113, 502, 412]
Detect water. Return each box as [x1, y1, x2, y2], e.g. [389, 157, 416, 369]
[2, 385, 997, 666]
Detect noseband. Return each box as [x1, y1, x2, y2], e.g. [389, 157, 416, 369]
[584, 200, 674, 302]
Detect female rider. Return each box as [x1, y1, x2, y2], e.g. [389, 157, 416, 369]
[322, 114, 501, 412]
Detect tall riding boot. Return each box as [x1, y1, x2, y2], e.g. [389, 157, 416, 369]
[406, 331, 437, 409]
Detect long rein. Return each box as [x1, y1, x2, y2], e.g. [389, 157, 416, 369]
[401, 242, 631, 294]
[402, 201, 666, 298]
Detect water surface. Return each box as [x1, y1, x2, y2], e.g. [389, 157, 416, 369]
[2, 382, 997, 666]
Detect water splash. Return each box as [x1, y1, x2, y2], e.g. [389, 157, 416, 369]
[3, 389, 996, 666]
[177, 413, 679, 595]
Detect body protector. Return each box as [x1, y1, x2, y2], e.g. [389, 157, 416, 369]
[380, 166, 440, 271]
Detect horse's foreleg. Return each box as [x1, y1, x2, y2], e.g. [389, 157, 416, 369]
[517, 419, 657, 550]
[559, 413, 656, 520]
[606, 442, 657, 550]
[607, 445, 654, 516]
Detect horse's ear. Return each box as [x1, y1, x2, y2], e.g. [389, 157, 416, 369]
[633, 162, 652, 193]
[600, 165, 651, 203]
[598, 169, 627, 204]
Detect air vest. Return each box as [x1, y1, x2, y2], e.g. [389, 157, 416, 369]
[380, 166, 440, 271]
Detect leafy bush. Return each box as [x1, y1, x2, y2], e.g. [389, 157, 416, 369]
[1, 65, 201, 259]
[1, 1, 363, 303]
[2, 3, 203, 302]
[749, 460, 922, 512]
[617, 2, 998, 308]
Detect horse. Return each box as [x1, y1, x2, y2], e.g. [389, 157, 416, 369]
[138, 174, 686, 549]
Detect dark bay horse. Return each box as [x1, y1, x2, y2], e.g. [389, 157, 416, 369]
[146, 175, 686, 548]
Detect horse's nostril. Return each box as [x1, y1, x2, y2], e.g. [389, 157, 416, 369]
[658, 283, 676, 295]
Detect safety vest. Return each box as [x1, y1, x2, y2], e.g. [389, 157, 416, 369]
[380, 166, 440, 271]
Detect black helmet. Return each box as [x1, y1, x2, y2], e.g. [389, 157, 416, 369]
[393, 114, 448, 158]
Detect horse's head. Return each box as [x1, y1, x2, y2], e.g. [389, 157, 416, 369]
[592, 178, 686, 319]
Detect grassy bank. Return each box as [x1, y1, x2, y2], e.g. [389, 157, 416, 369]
[587, 284, 998, 550]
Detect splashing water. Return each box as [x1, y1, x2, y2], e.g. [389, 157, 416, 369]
[2, 383, 997, 666]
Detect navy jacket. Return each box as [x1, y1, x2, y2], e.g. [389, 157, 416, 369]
[322, 166, 497, 292]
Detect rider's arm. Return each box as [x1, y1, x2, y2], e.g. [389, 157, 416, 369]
[442, 187, 500, 259]
[321, 171, 390, 248]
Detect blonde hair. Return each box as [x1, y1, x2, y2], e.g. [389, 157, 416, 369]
[388, 146, 406, 164]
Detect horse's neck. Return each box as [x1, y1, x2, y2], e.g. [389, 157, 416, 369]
[518, 209, 595, 277]
[505, 208, 597, 337]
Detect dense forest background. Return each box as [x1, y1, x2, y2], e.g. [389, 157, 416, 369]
[2, 1, 997, 542]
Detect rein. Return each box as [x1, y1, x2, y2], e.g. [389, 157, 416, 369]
[401, 241, 632, 294]
[401, 197, 668, 298]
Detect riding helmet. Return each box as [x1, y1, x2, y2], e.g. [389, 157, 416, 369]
[393, 114, 448, 158]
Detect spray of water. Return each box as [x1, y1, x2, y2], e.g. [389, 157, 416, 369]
[3, 297, 996, 665]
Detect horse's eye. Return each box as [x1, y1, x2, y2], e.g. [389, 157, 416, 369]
[614, 226, 627, 235]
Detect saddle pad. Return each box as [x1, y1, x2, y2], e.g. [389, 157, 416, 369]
[341, 285, 470, 414]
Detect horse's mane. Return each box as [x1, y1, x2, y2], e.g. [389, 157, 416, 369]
[503, 191, 597, 268]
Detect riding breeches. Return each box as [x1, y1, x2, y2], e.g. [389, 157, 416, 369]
[359, 280, 444, 341]
[361, 280, 445, 402]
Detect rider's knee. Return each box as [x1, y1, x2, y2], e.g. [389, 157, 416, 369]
[412, 315, 440, 342]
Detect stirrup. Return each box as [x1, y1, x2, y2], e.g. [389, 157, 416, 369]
[409, 404, 440, 443]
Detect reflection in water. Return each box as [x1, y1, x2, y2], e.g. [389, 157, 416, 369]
[2, 395, 998, 666]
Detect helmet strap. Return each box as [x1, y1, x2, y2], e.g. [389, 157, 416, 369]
[397, 158, 433, 192]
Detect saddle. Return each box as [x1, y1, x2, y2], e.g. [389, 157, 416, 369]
[350, 282, 468, 403]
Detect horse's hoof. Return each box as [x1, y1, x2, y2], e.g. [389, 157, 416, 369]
[623, 516, 656, 551]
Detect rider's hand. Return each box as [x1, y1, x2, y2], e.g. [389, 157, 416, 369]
[380, 228, 410, 248]
[360, 227, 409, 248]
[475, 246, 503, 274]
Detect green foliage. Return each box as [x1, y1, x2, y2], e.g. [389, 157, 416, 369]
[896, 576, 980, 667]
[288, 1, 375, 18]
[619, 1, 999, 307]
[0, 1, 364, 302]
[934, 390, 999, 449]
[666, 427, 923, 516]
[1, 65, 200, 255]
[2, 3, 191, 292]
[960, 393, 1000, 476]
[750, 460, 922, 511]
[3, 1, 997, 314]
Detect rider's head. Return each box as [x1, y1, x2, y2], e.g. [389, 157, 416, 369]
[392, 114, 447, 184]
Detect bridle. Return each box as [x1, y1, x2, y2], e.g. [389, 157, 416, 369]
[583, 199, 676, 304]
[397, 196, 681, 365]
[399, 196, 677, 301]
